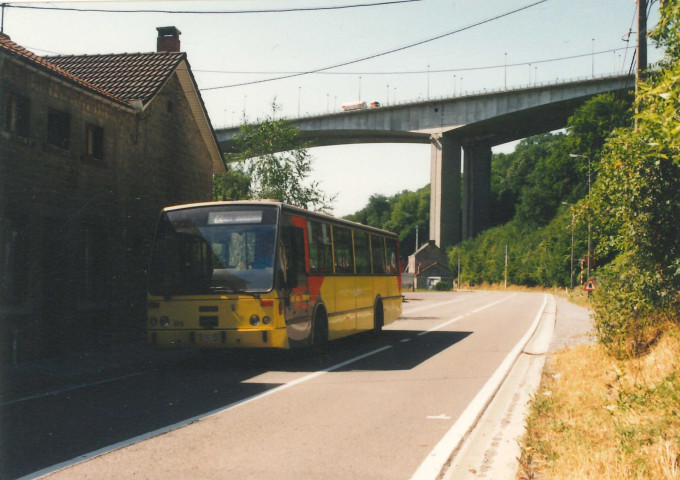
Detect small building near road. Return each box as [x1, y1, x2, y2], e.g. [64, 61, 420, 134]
[0, 27, 224, 362]
[404, 240, 453, 290]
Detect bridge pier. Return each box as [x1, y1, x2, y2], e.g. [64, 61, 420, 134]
[430, 136, 491, 250]
[429, 134, 461, 251]
[462, 143, 491, 240]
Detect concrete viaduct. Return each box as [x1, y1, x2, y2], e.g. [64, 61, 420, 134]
[215, 73, 634, 250]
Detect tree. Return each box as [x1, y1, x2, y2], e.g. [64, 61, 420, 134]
[214, 103, 335, 211]
[345, 194, 394, 228]
[589, 0, 680, 357]
[212, 163, 250, 201]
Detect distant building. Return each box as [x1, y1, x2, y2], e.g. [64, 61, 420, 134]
[404, 240, 453, 290]
[0, 27, 225, 362]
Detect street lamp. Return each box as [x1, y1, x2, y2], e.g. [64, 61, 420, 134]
[570, 153, 592, 282]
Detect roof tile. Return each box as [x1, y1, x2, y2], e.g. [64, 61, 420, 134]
[0, 33, 129, 107]
[47, 51, 186, 104]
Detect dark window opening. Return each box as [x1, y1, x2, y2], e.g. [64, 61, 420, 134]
[47, 108, 70, 149]
[3, 93, 30, 137]
[0, 218, 29, 306]
[85, 124, 104, 159]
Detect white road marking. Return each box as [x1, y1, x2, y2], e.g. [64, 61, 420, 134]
[401, 296, 468, 316]
[21, 292, 538, 480]
[21, 344, 394, 480]
[427, 414, 452, 420]
[416, 294, 517, 337]
[410, 294, 549, 480]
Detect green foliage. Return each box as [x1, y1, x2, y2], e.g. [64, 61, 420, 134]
[345, 194, 394, 229]
[345, 185, 430, 255]
[214, 103, 335, 211]
[455, 92, 631, 288]
[434, 281, 451, 291]
[588, 0, 680, 356]
[212, 163, 250, 201]
[565, 92, 634, 163]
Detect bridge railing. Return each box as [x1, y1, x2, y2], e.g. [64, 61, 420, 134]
[219, 71, 634, 130]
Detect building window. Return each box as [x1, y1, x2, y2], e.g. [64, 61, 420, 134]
[0, 218, 28, 306]
[3, 93, 30, 137]
[85, 124, 104, 159]
[47, 108, 70, 149]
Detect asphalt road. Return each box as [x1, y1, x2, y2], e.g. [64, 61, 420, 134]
[4, 290, 547, 480]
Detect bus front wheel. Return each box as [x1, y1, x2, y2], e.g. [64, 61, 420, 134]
[373, 299, 384, 335]
[312, 307, 328, 350]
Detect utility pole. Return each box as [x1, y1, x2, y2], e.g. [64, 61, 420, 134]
[637, 0, 647, 78]
[636, 0, 648, 130]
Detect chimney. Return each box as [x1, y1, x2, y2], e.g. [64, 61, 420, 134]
[156, 26, 181, 52]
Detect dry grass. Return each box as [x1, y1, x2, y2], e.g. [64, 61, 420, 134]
[518, 325, 680, 479]
[461, 282, 594, 309]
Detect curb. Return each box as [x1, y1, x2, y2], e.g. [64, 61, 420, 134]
[440, 294, 557, 479]
[410, 294, 552, 480]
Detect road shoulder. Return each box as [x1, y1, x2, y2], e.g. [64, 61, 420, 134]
[440, 295, 593, 479]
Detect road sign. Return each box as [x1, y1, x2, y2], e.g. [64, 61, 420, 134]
[584, 279, 597, 292]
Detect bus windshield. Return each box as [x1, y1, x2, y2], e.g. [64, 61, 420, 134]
[149, 205, 279, 296]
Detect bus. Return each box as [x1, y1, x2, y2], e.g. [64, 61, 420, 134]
[147, 200, 402, 350]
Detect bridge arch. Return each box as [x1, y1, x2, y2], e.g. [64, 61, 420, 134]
[216, 74, 634, 249]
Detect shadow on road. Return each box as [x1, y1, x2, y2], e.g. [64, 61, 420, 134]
[2, 329, 471, 480]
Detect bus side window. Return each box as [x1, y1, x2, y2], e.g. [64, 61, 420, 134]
[354, 230, 371, 274]
[371, 235, 386, 274]
[385, 238, 399, 274]
[308, 220, 332, 273]
[332, 226, 354, 274]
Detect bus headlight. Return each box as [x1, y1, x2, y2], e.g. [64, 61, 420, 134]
[262, 316, 271, 325]
[249, 314, 260, 326]
[160, 316, 170, 327]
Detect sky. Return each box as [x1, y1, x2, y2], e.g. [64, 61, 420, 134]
[2, 0, 662, 216]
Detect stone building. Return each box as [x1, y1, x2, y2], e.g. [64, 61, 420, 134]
[0, 27, 224, 362]
[405, 240, 454, 290]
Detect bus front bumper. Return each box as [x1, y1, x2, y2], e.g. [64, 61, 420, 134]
[148, 327, 290, 349]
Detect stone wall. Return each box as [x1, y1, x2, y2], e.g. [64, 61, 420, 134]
[0, 58, 213, 362]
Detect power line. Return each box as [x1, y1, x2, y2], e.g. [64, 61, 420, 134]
[201, 0, 550, 91]
[5, 0, 420, 14]
[194, 46, 636, 77]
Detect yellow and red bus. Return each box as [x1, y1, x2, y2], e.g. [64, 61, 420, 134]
[147, 200, 402, 350]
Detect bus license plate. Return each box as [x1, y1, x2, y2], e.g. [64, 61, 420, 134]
[200, 333, 217, 342]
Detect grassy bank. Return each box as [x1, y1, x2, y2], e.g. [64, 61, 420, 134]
[518, 325, 680, 479]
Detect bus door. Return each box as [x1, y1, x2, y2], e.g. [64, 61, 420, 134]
[279, 223, 312, 345]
